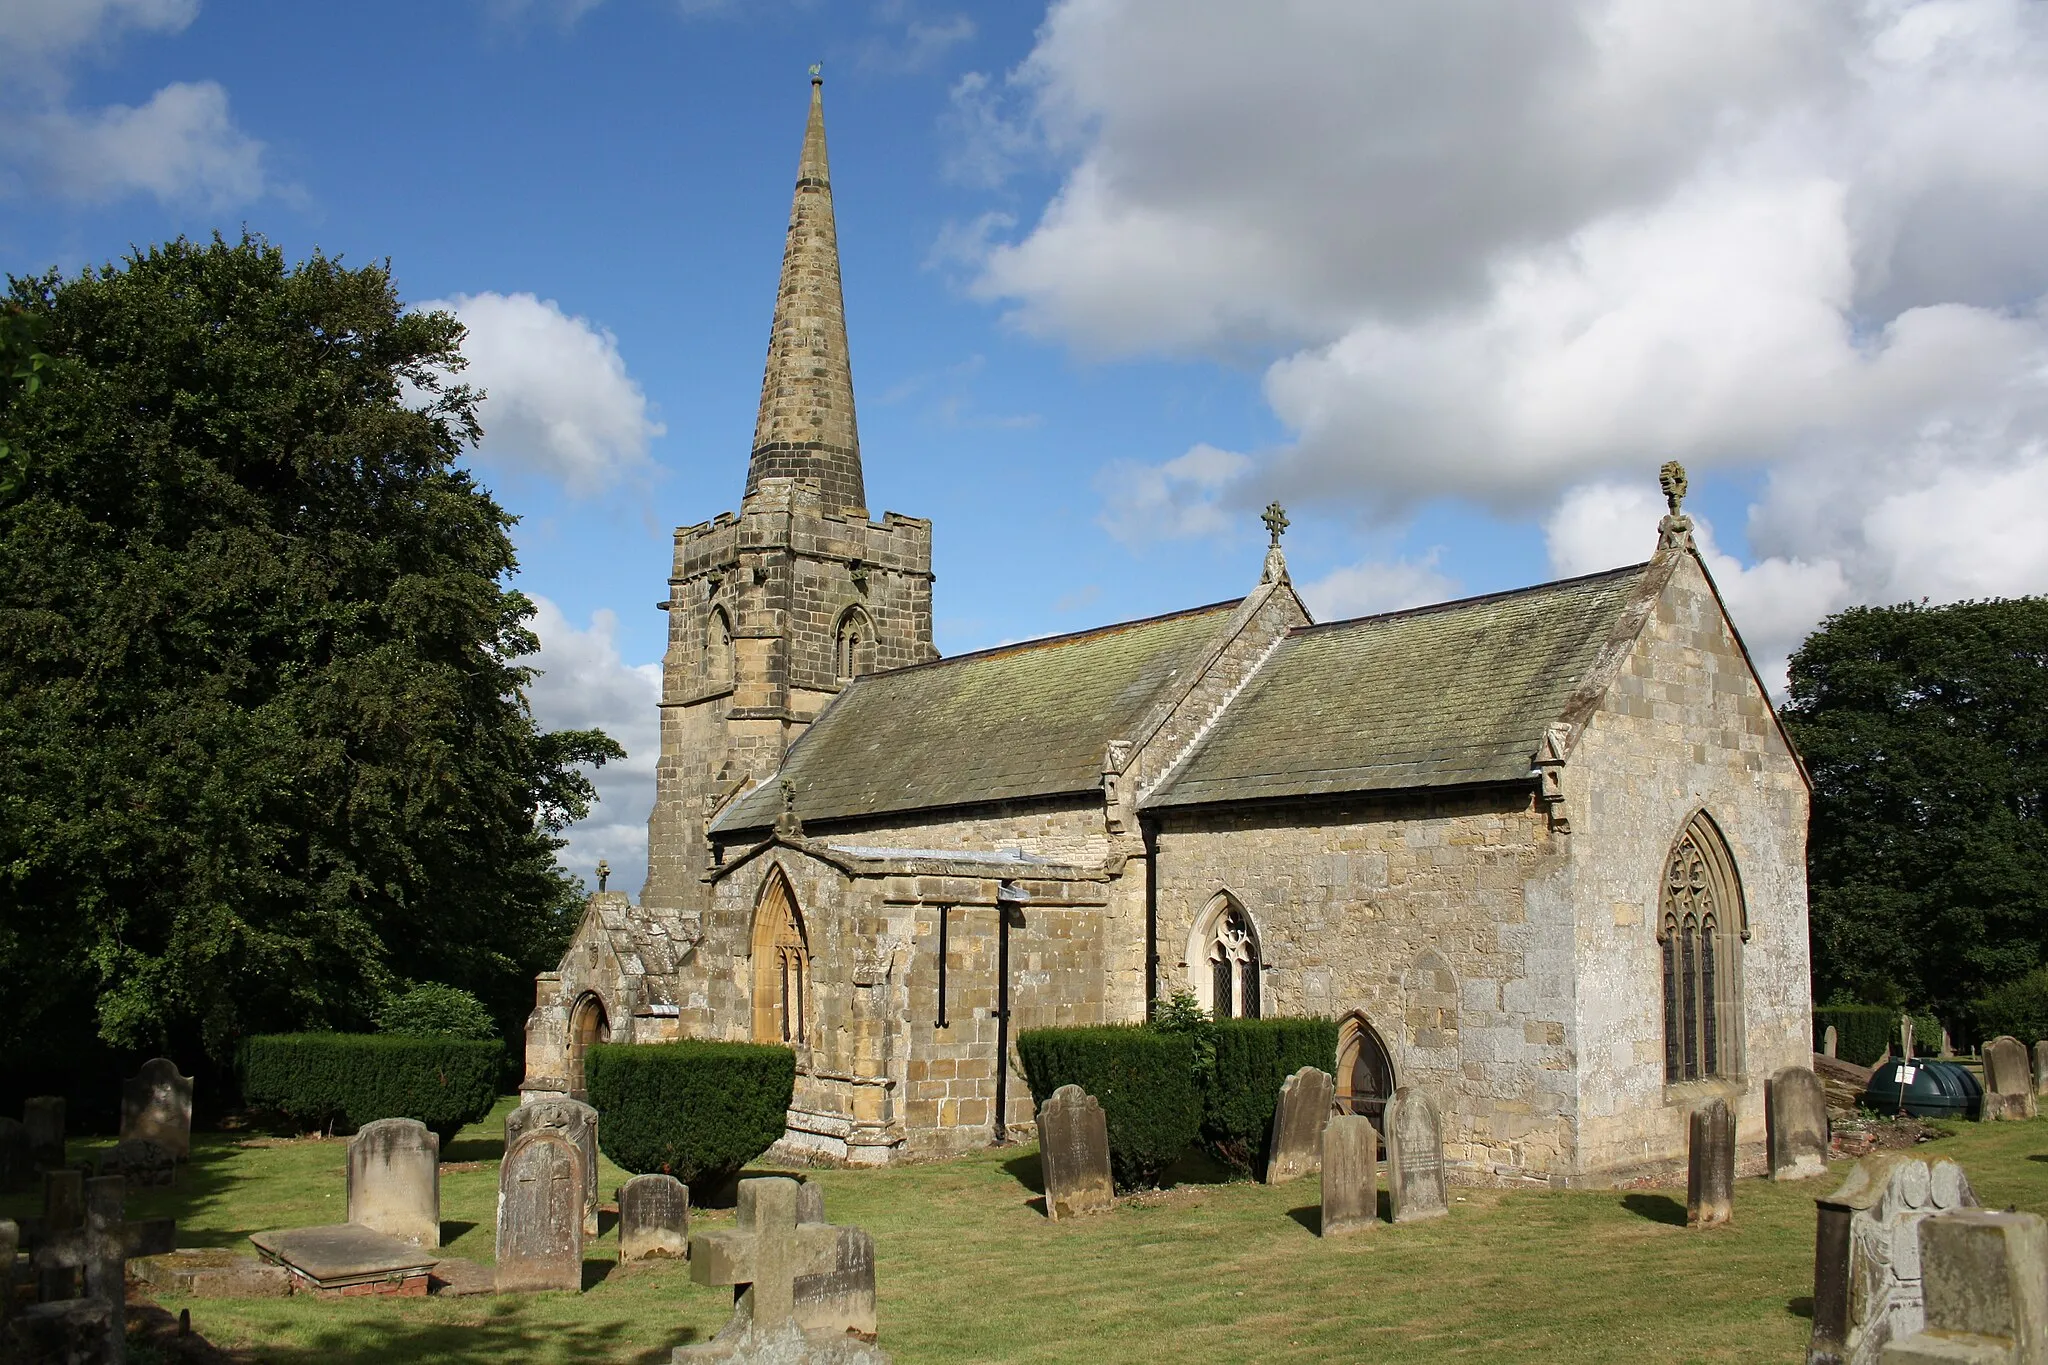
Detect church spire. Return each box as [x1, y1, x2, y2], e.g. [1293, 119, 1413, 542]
[745, 70, 866, 516]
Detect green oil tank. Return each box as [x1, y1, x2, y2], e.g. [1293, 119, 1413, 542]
[1859, 1058, 1982, 1120]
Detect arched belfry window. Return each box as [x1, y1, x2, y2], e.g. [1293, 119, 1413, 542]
[706, 608, 735, 685]
[751, 870, 810, 1047]
[1658, 812, 1747, 1083]
[835, 607, 876, 682]
[1187, 894, 1261, 1020]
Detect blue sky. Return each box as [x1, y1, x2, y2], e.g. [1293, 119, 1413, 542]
[8, 0, 2048, 892]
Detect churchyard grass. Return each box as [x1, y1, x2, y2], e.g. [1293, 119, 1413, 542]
[13, 1099, 2048, 1362]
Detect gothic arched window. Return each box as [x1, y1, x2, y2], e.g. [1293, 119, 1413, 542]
[1658, 812, 1747, 1083]
[835, 607, 876, 682]
[1188, 895, 1261, 1021]
[706, 608, 735, 685]
[751, 870, 810, 1047]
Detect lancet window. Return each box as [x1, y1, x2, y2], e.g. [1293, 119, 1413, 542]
[835, 607, 876, 682]
[751, 871, 810, 1047]
[1659, 812, 1747, 1083]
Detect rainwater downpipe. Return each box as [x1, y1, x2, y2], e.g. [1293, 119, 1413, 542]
[992, 878, 1030, 1145]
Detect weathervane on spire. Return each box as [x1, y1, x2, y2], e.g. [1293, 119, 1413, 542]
[1262, 501, 1289, 548]
[810, 61, 823, 83]
[1657, 460, 1695, 553]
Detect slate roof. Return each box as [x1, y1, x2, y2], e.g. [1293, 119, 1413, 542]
[589, 893, 696, 1000]
[1144, 564, 1650, 809]
[713, 599, 1243, 832]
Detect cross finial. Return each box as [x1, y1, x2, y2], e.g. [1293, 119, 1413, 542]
[1262, 501, 1289, 547]
[595, 859, 609, 892]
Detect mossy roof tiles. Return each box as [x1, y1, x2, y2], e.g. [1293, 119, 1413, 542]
[714, 600, 1242, 832]
[1145, 564, 1650, 809]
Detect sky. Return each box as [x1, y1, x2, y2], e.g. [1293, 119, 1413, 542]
[7, 0, 2048, 898]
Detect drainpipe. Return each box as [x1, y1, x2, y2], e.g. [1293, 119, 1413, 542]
[992, 879, 1030, 1145]
[1142, 818, 1160, 1020]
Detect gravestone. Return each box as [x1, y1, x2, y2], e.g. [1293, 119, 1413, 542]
[1036, 1085, 1113, 1220]
[1319, 1113, 1377, 1236]
[0, 1118, 27, 1191]
[1940, 1028, 1954, 1060]
[98, 1139, 176, 1187]
[681, 1177, 889, 1363]
[1825, 1026, 1839, 1059]
[507, 1096, 600, 1236]
[789, 1185, 877, 1341]
[29, 1174, 177, 1364]
[618, 1174, 689, 1262]
[1808, 1152, 1979, 1365]
[2034, 1041, 2048, 1099]
[1878, 1209, 2048, 1364]
[121, 1057, 194, 1160]
[496, 1130, 584, 1293]
[1384, 1087, 1449, 1223]
[1687, 1097, 1735, 1228]
[1265, 1067, 1334, 1185]
[348, 1118, 440, 1249]
[1768, 1067, 1830, 1181]
[0, 1218, 16, 1325]
[23, 1097, 63, 1169]
[1981, 1037, 2036, 1121]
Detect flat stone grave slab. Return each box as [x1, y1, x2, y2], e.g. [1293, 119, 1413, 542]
[250, 1224, 437, 1298]
[132, 1247, 293, 1299]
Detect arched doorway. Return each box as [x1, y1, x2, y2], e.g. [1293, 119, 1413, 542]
[751, 870, 810, 1046]
[568, 992, 610, 1099]
[1336, 1013, 1396, 1133]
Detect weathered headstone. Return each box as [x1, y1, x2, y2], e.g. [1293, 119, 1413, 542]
[1940, 1028, 1954, 1060]
[0, 1118, 27, 1192]
[1825, 1026, 1839, 1059]
[789, 1186, 876, 1342]
[1035, 1085, 1114, 1220]
[1384, 1087, 1448, 1223]
[507, 1096, 600, 1236]
[120, 1057, 194, 1160]
[348, 1118, 440, 1249]
[23, 1097, 64, 1169]
[1878, 1209, 2048, 1365]
[1982, 1036, 2036, 1121]
[618, 1174, 689, 1262]
[1687, 1097, 1735, 1228]
[680, 1177, 889, 1363]
[2033, 1041, 2048, 1099]
[1769, 1067, 1830, 1181]
[495, 1129, 584, 1293]
[1319, 1113, 1377, 1236]
[1808, 1152, 1979, 1365]
[1264, 1066, 1334, 1185]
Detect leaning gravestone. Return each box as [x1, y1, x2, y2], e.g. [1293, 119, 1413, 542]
[507, 1096, 600, 1237]
[618, 1174, 689, 1262]
[1768, 1066, 1830, 1181]
[1878, 1208, 2048, 1364]
[1384, 1087, 1449, 1223]
[495, 1130, 584, 1293]
[1035, 1085, 1114, 1220]
[1687, 1097, 1735, 1228]
[121, 1057, 194, 1160]
[23, 1097, 64, 1170]
[1265, 1067, 1335, 1185]
[1807, 1151, 1978, 1365]
[1981, 1036, 2036, 1121]
[2033, 1041, 2048, 1099]
[348, 1118, 440, 1249]
[1319, 1113, 1377, 1236]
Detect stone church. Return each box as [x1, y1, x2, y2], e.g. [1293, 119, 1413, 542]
[521, 76, 1814, 1186]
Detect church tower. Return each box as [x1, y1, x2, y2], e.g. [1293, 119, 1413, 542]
[643, 74, 936, 911]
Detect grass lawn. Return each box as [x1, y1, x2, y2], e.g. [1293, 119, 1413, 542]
[12, 1100, 2048, 1364]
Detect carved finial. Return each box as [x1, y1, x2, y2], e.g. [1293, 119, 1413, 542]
[1262, 501, 1289, 547]
[776, 777, 804, 840]
[1659, 461, 1688, 515]
[1656, 461, 1695, 553]
[595, 859, 610, 892]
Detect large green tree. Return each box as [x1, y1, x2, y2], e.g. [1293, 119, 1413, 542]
[1783, 597, 2048, 1021]
[0, 235, 622, 1065]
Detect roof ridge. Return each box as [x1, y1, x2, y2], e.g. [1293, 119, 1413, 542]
[850, 597, 1245, 681]
[1289, 562, 1651, 635]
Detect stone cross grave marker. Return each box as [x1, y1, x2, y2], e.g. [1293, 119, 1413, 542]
[1384, 1087, 1449, 1223]
[1319, 1113, 1377, 1236]
[1265, 1067, 1334, 1185]
[1687, 1097, 1735, 1228]
[1809, 1152, 1978, 1365]
[495, 1130, 584, 1293]
[1824, 1025, 1838, 1059]
[1878, 1208, 2048, 1365]
[507, 1096, 600, 1236]
[618, 1173, 689, 1262]
[2033, 1042, 2048, 1099]
[1982, 1037, 2037, 1121]
[1035, 1085, 1114, 1220]
[23, 1097, 63, 1170]
[29, 1174, 177, 1364]
[1768, 1066, 1829, 1181]
[685, 1177, 881, 1351]
[120, 1057, 194, 1160]
[348, 1118, 440, 1249]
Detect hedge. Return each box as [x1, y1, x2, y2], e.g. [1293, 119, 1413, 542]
[1204, 1016, 1339, 1175]
[1975, 970, 2048, 1049]
[1016, 1025, 1200, 1191]
[1813, 1006, 1905, 1066]
[239, 1033, 502, 1142]
[583, 1041, 795, 1186]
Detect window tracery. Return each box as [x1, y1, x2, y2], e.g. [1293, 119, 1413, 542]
[1659, 812, 1746, 1083]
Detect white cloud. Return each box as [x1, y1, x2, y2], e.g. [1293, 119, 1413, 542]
[1095, 442, 1252, 546]
[967, 0, 2048, 681]
[1297, 549, 1459, 623]
[0, 0, 197, 90]
[525, 597, 662, 898]
[417, 292, 664, 495]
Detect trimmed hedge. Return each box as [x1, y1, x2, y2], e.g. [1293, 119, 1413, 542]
[1203, 1016, 1340, 1175]
[239, 1033, 502, 1142]
[1813, 1006, 1900, 1066]
[1975, 970, 2048, 1050]
[1016, 1025, 1201, 1191]
[584, 1041, 795, 1185]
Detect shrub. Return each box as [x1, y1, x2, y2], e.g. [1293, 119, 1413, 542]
[1203, 1016, 1339, 1175]
[1974, 970, 2048, 1049]
[1813, 1005, 1897, 1066]
[583, 1041, 795, 1186]
[239, 1033, 502, 1142]
[377, 983, 500, 1041]
[1016, 1025, 1200, 1191]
